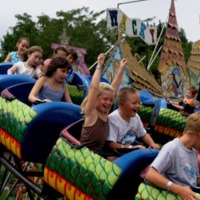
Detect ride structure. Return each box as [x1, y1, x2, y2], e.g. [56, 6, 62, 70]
[103, 7, 162, 98]
[187, 40, 200, 89]
[104, 0, 199, 102]
[158, 0, 190, 99]
[51, 28, 90, 76]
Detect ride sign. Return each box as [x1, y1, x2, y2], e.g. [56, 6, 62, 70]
[107, 8, 157, 45]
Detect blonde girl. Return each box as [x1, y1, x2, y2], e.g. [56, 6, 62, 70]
[80, 53, 127, 152]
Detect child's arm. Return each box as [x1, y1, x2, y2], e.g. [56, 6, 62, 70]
[111, 58, 127, 94]
[64, 85, 73, 103]
[170, 102, 184, 111]
[4, 53, 11, 62]
[146, 167, 199, 200]
[83, 54, 105, 125]
[7, 64, 17, 74]
[141, 134, 161, 149]
[28, 77, 46, 103]
[198, 154, 200, 186]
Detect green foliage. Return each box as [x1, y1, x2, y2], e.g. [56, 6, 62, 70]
[0, 7, 115, 65]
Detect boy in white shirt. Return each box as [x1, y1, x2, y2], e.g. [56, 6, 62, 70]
[107, 87, 160, 150]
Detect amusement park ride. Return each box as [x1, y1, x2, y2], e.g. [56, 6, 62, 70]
[0, 0, 200, 199]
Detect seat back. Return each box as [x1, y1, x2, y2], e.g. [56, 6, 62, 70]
[2, 82, 35, 106]
[0, 62, 13, 74]
[69, 72, 90, 98]
[107, 148, 159, 200]
[61, 118, 84, 141]
[0, 75, 35, 93]
[21, 102, 83, 163]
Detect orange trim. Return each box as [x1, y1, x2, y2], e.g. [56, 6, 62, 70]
[142, 122, 149, 128]
[154, 125, 182, 138]
[44, 166, 93, 200]
[0, 128, 22, 159]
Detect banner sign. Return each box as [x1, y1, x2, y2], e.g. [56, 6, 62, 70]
[107, 8, 157, 45]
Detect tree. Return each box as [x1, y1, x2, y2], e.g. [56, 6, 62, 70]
[0, 7, 115, 66]
[1, 13, 38, 52]
[0, 7, 192, 76]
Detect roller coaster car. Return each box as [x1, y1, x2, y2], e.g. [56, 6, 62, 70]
[0, 80, 83, 199]
[44, 122, 159, 200]
[0, 73, 191, 199]
[0, 74, 36, 93]
[135, 179, 200, 199]
[41, 116, 160, 199]
[2, 82, 35, 106]
[61, 118, 143, 157]
[0, 82, 159, 199]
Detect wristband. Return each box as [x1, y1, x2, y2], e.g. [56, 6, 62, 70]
[166, 181, 173, 191]
[128, 145, 132, 149]
[96, 65, 102, 69]
[121, 145, 124, 149]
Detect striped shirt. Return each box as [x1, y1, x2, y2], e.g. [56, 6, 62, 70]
[37, 82, 65, 102]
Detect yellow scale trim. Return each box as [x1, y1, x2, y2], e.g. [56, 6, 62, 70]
[0, 128, 21, 159]
[44, 166, 93, 200]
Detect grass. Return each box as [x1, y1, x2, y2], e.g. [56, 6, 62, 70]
[0, 167, 16, 200]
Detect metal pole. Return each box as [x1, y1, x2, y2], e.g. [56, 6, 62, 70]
[117, 0, 150, 69]
[117, 0, 148, 8]
[146, 44, 148, 68]
[88, 45, 115, 71]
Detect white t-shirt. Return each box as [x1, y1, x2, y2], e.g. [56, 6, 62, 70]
[107, 109, 146, 145]
[15, 61, 41, 78]
[151, 138, 200, 189]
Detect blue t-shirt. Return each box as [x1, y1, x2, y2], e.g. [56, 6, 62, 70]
[10, 51, 22, 64]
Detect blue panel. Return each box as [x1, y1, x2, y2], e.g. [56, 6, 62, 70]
[0, 75, 35, 93]
[21, 102, 83, 163]
[139, 89, 155, 105]
[0, 62, 13, 74]
[4, 82, 35, 106]
[108, 149, 158, 199]
[69, 72, 90, 98]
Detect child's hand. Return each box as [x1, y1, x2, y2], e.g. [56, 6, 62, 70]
[167, 99, 172, 104]
[97, 53, 106, 67]
[150, 143, 161, 150]
[44, 98, 52, 102]
[37, 72, 45, 78]
[177, 185, 200, 200]
[120, 58, 128, 69]
[134, 145, 146, 149]
[124, 144, 146, 149]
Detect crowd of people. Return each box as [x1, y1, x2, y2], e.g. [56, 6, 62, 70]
[2, 37, 200, 199]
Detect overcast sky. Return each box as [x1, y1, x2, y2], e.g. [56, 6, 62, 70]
[0, 0, 200, 44]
